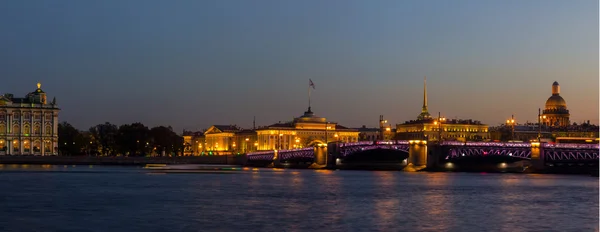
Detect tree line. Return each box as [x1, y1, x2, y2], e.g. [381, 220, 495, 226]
[58, 122, 184, 157]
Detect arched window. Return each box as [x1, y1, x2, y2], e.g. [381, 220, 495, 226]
[23, 140, 31, 152]
[45, 125, 52, 135]
[12, 139, 19, 153]
[44, 140, 52, 153]
[12, 125, 19, 134]
[33, 141, 41, 152]
[23, 124, 30, 135]
[33, 125, 40, 135]
[0, 124, 5, 134]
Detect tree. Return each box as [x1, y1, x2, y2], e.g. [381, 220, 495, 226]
[150, 126, 183, 157]
[58, 122, 86, 156]
[116, 123, 151, 157]
[89, 122, 118, 156]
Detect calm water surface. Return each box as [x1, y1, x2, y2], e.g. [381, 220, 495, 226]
[0, 165, 597, 232]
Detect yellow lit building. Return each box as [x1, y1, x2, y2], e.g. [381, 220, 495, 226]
[255, 108, 359, 151]
[396, 119, 489, 142]
[0, 83, 60, 155]
[202, 125, 258, 154]
[204, 125, 241, 152]
[395, 77, 489, 142]
[541, 81, 570, 127]
[182, 131, 204, 156]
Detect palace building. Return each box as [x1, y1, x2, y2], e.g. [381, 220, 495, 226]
[0, 83, 60, 155]
[541, 81, 570, 127]
[255, 107, 359, 151]
[395, 77, 489, 142]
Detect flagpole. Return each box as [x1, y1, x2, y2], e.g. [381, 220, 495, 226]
[308, 84, 311, 110]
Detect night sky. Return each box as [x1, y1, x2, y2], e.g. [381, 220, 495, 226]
[1, 0, 598, 132]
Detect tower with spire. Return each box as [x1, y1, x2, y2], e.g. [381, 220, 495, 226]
[417, 76, 432, 120]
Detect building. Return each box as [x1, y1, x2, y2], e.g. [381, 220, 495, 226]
[182, 131, 204, 156]
[355, 126, 381, 141]
[202, 125, 258, 154]
[396, 119, 489, 142]
[255, 107, 359, 150]
[395, 77, 489, 142]
[0, 83, 60, 155]
[541, 81, 570, 127]
[489, 123, 599, 142]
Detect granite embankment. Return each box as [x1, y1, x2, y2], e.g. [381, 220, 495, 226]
[0, 155, 246, 166]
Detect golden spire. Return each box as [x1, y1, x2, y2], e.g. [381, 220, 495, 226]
[423, 76, 427, 110]
[417, 76, 431, 120]
[37, 82, 41, 89]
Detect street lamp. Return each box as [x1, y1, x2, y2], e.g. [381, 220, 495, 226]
[434, 112, 446, 142]
[506, 115, 516, 141]
[279, 133, 283, 150]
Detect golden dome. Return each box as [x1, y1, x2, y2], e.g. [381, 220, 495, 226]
[545, 95, 567, 110]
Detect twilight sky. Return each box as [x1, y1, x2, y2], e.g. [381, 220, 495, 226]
[1, 0, 598, 132]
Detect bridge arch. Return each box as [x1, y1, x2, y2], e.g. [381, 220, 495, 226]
[307, 140, 326, 147]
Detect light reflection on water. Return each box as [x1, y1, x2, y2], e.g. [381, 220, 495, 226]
[0, 165, 597, 232]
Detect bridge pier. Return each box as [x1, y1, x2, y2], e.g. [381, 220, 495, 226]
[530, 142, 545, 171]
[406, 140, 428, 171]
[310, 144, 329, 168]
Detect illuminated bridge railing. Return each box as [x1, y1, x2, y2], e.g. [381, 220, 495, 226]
[442, 141, 533, 148]
[247, 150, 276, 161]
[279, 148, 315, 161]
[544, 149, 599, 162]
[339, 144, 409, 157]
[339, 140, 410, 147]
[543, 143, 599, 149]
[446, 146, 532, 160]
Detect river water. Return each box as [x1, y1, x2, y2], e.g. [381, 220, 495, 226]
[0, 165, 597, 232]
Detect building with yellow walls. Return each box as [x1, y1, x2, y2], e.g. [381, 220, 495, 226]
[395, 77, 489, 142]
[0, 83, 60, 155]
[541, 81, 570, 127]
[255, 107, 359, 151]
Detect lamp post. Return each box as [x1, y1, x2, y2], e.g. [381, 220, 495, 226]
[434, 112, 446, 143]
[506, 115, 516, 141]
[278, 133, 283, 150]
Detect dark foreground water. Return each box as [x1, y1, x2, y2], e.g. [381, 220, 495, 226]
[0, 165, 597, 232]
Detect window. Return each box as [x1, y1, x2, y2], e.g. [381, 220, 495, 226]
[0, 124, 5, 134]
[24, 113, 31, 120]
[45, 125, 52, 135]
[23, 124, 30, 135]
[33, 125, 40, 135]
[12, 125, 19, 134]
[44, 141, 52, 153]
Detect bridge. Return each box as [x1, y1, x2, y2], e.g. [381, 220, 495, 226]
[246, 140, 599, 172]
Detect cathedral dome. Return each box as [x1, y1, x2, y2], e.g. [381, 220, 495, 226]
[545, 95, 567, 110]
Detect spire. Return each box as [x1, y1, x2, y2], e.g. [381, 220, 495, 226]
[417, 76, 431, 120]
[423, 76, 427, 110]
[253, 116, 256, 130]
[37, 82, 41, 89]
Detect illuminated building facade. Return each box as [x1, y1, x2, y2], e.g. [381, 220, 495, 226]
[396, 119, 489, 142]
[182, 131, 204, 156]
[541, 81, 570, 127]
[395, 77, 489, 142]
[202, 125, 258, 154]
[0, 83, 60, 155]
[255, 108, 359, 151]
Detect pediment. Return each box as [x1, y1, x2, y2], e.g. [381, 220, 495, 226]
[204, 126, 223, 134]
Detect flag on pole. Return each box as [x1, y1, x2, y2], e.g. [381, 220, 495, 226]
[309, 79, 316, 89]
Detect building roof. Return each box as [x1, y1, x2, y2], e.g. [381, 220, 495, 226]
[213, 125, 241, 132]
[400, 118, 486, 126]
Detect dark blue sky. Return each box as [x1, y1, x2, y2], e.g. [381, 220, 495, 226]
[1, 0, 598, 132]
